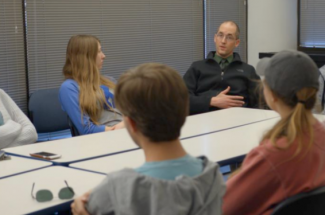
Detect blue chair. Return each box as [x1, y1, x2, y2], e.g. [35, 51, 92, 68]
[67, 115, 80, 137]
[29, 88, 71, 141]
[271, 186, 325, 215]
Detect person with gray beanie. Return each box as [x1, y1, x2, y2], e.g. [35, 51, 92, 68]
[223, 50, 325, 215]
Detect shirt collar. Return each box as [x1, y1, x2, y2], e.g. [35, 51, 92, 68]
[214, 53, 234, 64]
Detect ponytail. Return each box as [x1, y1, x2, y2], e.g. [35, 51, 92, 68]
[262, 87, 317, 159]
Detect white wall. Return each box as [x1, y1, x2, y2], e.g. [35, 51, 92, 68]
[247, 0, 298, 68]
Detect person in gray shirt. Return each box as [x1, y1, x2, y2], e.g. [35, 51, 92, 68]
[0, 89, 37, 148]
[71, 63, 225, 215]
[0, 111, 3, 126]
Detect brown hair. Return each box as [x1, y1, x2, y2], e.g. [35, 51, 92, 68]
[115, 63, 189, 142]
[63, 35, 115, 125]
[262, 82, 317, 159]
[217, 21, 240, 39]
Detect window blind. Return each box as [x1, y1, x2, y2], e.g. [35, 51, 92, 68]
[205, 0, 247, 62]
[300, 0, 325, 48]
[25, 0, 204, 93]
[0, 0, 27, 112]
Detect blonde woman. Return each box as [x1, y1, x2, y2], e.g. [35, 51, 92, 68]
[223, 50, 325, 215]
[59, 35, 123, 135]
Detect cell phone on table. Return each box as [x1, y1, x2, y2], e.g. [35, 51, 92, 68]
[30, 152, 61, 160]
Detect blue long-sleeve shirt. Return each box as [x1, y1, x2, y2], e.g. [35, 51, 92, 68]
[59, 79, 118, 135]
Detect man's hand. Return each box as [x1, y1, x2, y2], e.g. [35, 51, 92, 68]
[71, 191, 91, 215]
[210, 86, 244, 109]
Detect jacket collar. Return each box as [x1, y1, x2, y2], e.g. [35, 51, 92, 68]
[206, 51, 242, 63]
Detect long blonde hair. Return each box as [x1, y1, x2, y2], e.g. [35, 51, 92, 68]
[63, 35, 115, 125]
[262, 83, 317, 159]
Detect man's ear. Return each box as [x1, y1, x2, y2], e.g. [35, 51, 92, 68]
[214, 33, 218, 44]
[124, 116, 137, 133]
[235, 39, 240, 48]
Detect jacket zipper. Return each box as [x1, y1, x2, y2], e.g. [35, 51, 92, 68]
[221, 63, 231, 80]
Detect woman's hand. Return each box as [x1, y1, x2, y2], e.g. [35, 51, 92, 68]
[105, 122, 124, 132]
[111, 121, 125, 130]
[105, 126, 114, 132]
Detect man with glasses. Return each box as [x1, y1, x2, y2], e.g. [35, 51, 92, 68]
[184, 21, 260, 115]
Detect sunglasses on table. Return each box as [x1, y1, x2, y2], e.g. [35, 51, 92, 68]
[31, 180, 75, 202]
[0, 150, 11, 161]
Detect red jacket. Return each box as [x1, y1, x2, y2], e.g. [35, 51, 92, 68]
[223, 120, 325, 215]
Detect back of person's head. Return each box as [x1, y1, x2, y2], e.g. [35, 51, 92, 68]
[63, 35, 114, 124]
[115, 63, 189, 142]
[257, 50, 319, 157]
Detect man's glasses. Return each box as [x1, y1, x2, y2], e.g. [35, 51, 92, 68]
[216, 33, 236, 42]
[31, 180, 75, 202]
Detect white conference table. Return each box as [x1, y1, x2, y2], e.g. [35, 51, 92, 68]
[180, 107, 278, 139]
[0, 166, 105, 215]
[4, 108, 279, 166]
[0, 155, 51, 179]
[70, 118, 279, 173]
[70, 114, 325, 173]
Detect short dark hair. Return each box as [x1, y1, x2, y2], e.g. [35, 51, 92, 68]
[217, 21, 240, 39]
[115, 63, 189, 142]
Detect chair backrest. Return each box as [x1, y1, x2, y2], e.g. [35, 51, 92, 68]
[67, 116, 80, 137]
[29, 88, 69, 133]
[271, 186, 325, 215]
